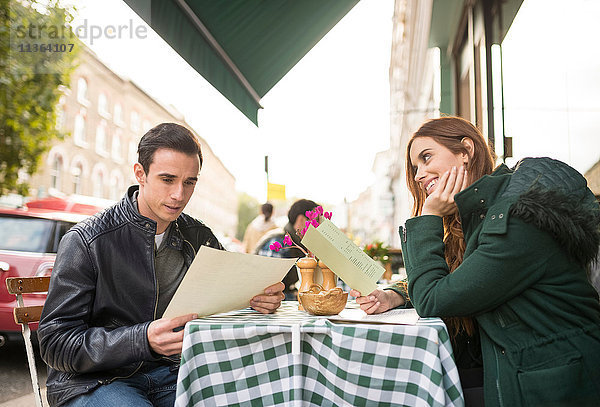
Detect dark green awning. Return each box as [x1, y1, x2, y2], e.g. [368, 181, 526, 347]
[123, 0, 360, 125]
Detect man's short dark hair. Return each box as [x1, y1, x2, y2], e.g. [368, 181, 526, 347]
[137, 123, 203, 174]
[288, 199, 318, 224]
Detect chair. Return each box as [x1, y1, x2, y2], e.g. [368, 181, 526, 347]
[6, 276, 50, 407]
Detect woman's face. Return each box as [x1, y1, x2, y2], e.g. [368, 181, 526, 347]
[409, 136, 468, 196]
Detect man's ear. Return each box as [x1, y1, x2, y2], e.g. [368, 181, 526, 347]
[134, 163, 146, 185]
[293, 215, 307, 231]
[460, 137, 475, 164]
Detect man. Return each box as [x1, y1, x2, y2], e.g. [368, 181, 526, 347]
[242, 202, 277, 253]
[38, 123, 284, 407]
[255, 199, 318, 300]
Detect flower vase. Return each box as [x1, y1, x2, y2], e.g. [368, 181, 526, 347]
[296, 257, 317, 310]
[318, 260, 337, 290]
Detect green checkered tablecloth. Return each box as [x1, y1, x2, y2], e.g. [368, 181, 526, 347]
[176, 301, 464, 407]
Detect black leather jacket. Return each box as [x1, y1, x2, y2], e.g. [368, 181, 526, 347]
[38, 186, 223, 406]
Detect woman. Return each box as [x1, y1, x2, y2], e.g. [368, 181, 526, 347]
[351, 116, 600, 406]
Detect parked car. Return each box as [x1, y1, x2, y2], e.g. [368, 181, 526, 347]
[0, 198, 106, 346]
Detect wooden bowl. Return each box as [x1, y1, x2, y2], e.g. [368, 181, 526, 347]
[299, 284, 348, 316]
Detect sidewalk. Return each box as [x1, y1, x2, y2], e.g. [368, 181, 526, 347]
[0, 388, 47, 407]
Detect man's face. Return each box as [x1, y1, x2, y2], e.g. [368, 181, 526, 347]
[134, 148, 200, 234]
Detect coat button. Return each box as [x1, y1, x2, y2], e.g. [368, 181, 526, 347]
[499, 213, 504, 218]
[491, 215, 496, 220]
[145, 223, 150, 228]
[474, 187, 479, 192]
[501, 349, 505, 355]
[480, 214, 485, 219]
[480, 199, 485, 204]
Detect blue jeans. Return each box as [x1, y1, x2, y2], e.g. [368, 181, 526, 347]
[63, 364, 177, 407]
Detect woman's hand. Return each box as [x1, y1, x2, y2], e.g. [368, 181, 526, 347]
[349, 289, 405, 314]
[421, 166, 468, 217]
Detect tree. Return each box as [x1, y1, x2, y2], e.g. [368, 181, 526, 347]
[0, 0, 79, 195]
[236, 192, 259, 240]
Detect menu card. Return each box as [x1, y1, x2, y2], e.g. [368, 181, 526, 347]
[330, 307, 420, 325]
[163, 247, 297, 318]
[301, 219, 384, 295]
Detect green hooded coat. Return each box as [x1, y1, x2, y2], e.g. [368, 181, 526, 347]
[400, 157, 600, 407]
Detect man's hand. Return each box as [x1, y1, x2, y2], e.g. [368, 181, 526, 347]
[349, 289, 405, 314]
[421, 166, 468, 217]
[250, 282, 285, 314]
[147, 313, 197, 356]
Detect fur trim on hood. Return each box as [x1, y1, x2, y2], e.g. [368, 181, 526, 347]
[506, 158, 600, 267]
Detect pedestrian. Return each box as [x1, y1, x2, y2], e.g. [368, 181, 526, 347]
[242, 202, 277, 253]
[255, 199, 319, 300]
[352, 116, 600, 406]
[37, 123, 285, 407]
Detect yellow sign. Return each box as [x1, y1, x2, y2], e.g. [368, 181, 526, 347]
[267, 182, 286, 201]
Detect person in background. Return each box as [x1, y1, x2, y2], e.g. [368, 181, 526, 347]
[255, 199, 319, 300]
[352, 116, 600, 407]
[242, 202, 277, 253]
[38, 123, 285, 407]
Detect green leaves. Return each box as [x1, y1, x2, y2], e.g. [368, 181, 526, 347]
[0, 0, 79, 195]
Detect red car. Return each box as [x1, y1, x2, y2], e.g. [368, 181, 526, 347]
[0, 197, 106, 346]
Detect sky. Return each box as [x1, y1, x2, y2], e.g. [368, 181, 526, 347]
[70, 0, 394, 206]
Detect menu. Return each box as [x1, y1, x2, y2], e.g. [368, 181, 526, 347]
[163, 246, 297, 318]
[301, 219, 384, 295]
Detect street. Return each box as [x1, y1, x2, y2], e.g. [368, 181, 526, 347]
[0, 338, 47, 405]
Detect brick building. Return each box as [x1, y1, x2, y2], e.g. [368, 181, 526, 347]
[29, 47, 238, 237]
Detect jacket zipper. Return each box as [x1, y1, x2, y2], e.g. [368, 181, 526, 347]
[102, 233, 158, 385]
[99, 360, 144, 385]
[494, 346, 504, 407]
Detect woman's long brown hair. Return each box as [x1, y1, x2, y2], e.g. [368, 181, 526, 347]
[405, 116, 496, 337]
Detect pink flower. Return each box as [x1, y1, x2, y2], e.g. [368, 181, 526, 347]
[269, 241, 282, 252]
[316, 206, 324, 215]
[310, 219, 319, 228]
[306, 210, 318, 220]
[324, 211, 332, 220]
[283, 235, 293, 246]
[301, 226, 308, 236]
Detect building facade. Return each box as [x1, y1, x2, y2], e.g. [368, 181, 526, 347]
[350, 0, 600, 247]
[29, 47, 238, 237]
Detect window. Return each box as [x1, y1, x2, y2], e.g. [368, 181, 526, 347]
[129, 140, 138, 165]
[109, 170, 124, 201]
[93, 171, 104, 198]
[114, 103, 123, 126]
[130, 110, 140, 132]
[95, 120, 108, 155]
[111, 129, 122, 161]
[73, 109, 87, 146]
[143, 119, 151, 133]
[56, 95, 66, 130]
[72, 163, 83, 194]
[50, 154, 63, 190]
[0, 215, 54, 253]
[77, 77, 89, 105]
[98, 93, 110, 117]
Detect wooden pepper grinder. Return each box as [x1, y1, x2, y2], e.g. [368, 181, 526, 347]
[297, 257, 317, 310]
[318, 260, 337, 290]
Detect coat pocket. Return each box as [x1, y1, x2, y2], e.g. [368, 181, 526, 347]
[517, 354, 598, 406]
